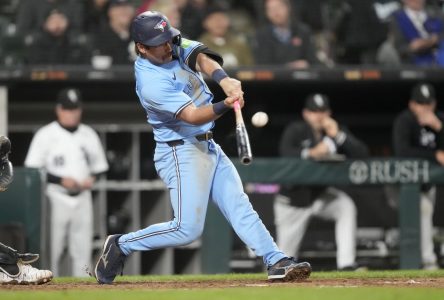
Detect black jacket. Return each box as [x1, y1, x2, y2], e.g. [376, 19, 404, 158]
[393, 109, 444, 160]
[93, 24, 133, 65]
[254, 22, 318, 65]
[279, 120, 369, 207]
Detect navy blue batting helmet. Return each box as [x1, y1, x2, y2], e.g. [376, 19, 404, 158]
[131, 11, 181, 47]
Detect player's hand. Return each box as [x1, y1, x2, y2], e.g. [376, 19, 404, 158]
[219, 77, 244, 100]
[61, 177, 80, 191]
[435, 150, 444, 166]
[322, 117, 339, 138]
[223, 95, 243, 109]
[409, 36, 438, 52]
[308, 142, 330, 159]
[416, 111, 442, 131]
[80, 176, 95, 190]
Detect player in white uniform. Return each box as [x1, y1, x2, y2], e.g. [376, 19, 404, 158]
[25, 89, 109, 277]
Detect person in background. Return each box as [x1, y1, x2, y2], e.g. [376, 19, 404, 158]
[93, 0, 135, 65]
[254, 0, 318, 68]
[334, 0, 390, 65]
[180, 0, 209, 40]
[25, 88, 109, 277]
[150, 0, 182, 29]
[390, 0, 444, 66]
[198, 5, 254, 67]
[392, 82, 444, 269]
[16, 0, 90, 64]
[83, 0, 110, 33]
[275, 93, 369, 271]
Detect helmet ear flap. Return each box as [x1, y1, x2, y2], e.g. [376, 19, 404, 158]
[172, 34, 182, 46]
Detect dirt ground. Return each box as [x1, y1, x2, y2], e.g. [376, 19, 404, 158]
[2, 277, 444, 291]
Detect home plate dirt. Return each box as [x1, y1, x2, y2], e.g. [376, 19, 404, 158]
[1, 277, 444, 290]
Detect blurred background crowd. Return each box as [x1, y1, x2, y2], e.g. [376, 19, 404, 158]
[1, 0, 444, 68]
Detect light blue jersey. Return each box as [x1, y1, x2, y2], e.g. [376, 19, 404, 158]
[135, 39, 214, 142]
[119, 38, 286, 268]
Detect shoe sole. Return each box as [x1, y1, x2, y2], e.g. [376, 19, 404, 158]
[94, 235, 114, 284]
[268, 265, 312, 282]
[0, 276, 53, 285]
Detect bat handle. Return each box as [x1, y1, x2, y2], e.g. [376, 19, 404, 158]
[233, 101, 240, 111]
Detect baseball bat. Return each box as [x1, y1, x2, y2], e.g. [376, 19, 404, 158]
[233, 101, 253, 165]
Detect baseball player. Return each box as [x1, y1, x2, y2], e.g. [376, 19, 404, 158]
[275, 94, 369, 271]
[94, 11, 311, 284]
[392, 83, 443, 270]
[24, 89, 109, 277]
[0, 135, 53, 285]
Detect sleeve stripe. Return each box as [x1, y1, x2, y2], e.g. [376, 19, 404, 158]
[174, 100, 193, 119]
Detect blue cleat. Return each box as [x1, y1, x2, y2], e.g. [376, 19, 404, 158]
[94, 235, 126, 284]
[267, 258, 311, 281]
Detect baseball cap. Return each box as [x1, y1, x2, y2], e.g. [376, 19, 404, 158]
[56, 88, 82, 109]
[411, 83, 436, 104]
[304, 94, 330, 111]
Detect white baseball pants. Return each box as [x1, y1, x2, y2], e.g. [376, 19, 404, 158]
[274, 187, 357, 269]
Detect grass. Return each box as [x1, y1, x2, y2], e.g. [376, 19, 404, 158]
[1, 270, 444, 300]
[51, 269, 444, 283]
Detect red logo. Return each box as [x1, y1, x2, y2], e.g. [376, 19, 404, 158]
[154, 20, 167, 32]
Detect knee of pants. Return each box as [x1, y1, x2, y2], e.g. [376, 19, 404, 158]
[175, 222, 204, 246]
[337, 196, 357, 219]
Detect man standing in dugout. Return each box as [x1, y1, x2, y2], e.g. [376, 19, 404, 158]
[275, 94, 369, 271]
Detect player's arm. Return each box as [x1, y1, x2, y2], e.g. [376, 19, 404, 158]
[182, 41, 244, 100]
[195, 53, 244, 101]
[177, 95, 239, 125]
[177, 53, 246, 125]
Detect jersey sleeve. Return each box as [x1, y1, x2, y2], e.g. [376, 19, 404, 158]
[178, 38, 223, 72]
[140, 77, 192, 119]
[24, 129, 49, 168]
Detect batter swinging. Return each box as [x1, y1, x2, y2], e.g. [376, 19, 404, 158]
[94, 11, 311, 284]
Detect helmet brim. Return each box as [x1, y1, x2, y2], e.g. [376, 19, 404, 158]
[143, 27, 181, 47]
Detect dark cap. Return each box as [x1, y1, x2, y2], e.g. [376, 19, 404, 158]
[109, 0, 131, 7]
[56, 88, 82, 109]
[204, 5, 228, 19]
[304, 93, 330, 111]
[411, 83, 436, 104]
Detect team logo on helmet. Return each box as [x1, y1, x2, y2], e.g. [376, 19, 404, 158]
[154, 19, 168, 32]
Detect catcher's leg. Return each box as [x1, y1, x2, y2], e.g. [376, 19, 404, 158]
[0, 242, 53, 285]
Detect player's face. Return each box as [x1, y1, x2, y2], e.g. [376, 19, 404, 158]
[409, 100, 436, 116]
[203, 12, 230, 37]
[56, 106, 82, 127]
[138, 41, 174, 65]
[302, 109, 330, 131]
[266, 0, 290, 27]
[403, 0, 425, 11]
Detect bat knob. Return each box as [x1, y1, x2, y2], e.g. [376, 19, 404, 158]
[241, 156, 252, 165]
